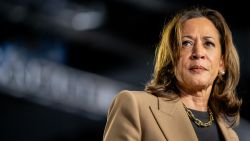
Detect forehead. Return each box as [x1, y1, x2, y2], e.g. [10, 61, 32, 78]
[181, 17, 220, 38]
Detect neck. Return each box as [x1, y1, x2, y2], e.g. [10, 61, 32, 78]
[178, 85, 212, 112]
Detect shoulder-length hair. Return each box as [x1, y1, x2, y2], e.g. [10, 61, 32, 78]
[145, 7, 242, 126]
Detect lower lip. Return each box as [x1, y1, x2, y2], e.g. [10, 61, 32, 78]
[190, 68, 206, 73]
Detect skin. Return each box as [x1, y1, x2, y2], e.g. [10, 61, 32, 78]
[175, 17, 225, 111]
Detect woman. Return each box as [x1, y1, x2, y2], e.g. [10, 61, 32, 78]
[103, 7, 241, 141]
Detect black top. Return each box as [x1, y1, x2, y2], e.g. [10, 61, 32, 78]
[188, 108, 224, 141]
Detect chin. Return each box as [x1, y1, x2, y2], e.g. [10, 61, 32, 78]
[187, 79, 208, 88]
[192, 85, 207, 91]
[190, 82, 212, 91]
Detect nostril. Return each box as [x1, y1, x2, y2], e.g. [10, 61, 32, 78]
[191, 53, 205, 60]
[192, 55, 197, 59]
[191, 54, 198, 59]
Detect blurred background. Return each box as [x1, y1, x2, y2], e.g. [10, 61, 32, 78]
[0, 0, 249, 140]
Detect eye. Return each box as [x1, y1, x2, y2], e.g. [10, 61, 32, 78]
[182, 40, 193, 47]
[204, 41, 215, 48]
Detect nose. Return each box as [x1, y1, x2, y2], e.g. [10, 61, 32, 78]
[191, 41, 205, 60]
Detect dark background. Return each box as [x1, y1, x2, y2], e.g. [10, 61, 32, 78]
[0, 0, 250, 140]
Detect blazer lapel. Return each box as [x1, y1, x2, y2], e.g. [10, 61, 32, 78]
[149, 97, 198, 141]
[217, 117, 235, 141]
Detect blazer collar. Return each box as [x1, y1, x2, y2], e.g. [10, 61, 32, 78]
[150, 96, 236, 141]
[149, 96, 198, 141]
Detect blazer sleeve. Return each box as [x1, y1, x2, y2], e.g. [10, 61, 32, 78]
[103, 90, 141, 141]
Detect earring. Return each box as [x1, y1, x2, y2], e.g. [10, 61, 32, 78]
[220, 70, 225, 75]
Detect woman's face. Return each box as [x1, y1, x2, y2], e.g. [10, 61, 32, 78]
[175, 17, 224, 92]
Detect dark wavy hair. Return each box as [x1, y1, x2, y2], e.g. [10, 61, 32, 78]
[145, 7, 242, 126]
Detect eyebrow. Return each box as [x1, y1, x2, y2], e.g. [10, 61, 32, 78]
[182, 35, 215, 41]
[203, 36, 215, 40]
[182, 35, 192, 38]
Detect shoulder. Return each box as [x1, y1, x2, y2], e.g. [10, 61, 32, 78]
[115, 90, 156, 99]
[111, 90, 180, 108]
[112, 90, 157, 105]
[107, 90, 158, 113]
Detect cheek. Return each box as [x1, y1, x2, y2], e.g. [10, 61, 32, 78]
[209, 54, 222, 71]
[177, 55, 189, 68]
[175, 57, 188, 77]
[208, 48, 223, 66]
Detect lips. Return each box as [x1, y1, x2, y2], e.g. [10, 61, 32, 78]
[189, 65, 207, 72]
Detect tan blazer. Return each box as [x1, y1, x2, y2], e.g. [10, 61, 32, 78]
[103, 90, 239, 141]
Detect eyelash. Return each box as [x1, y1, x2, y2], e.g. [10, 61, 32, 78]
[204, 41, 215, 47]
[182, 41, 193, 47]
[182, 41, 215, 48]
